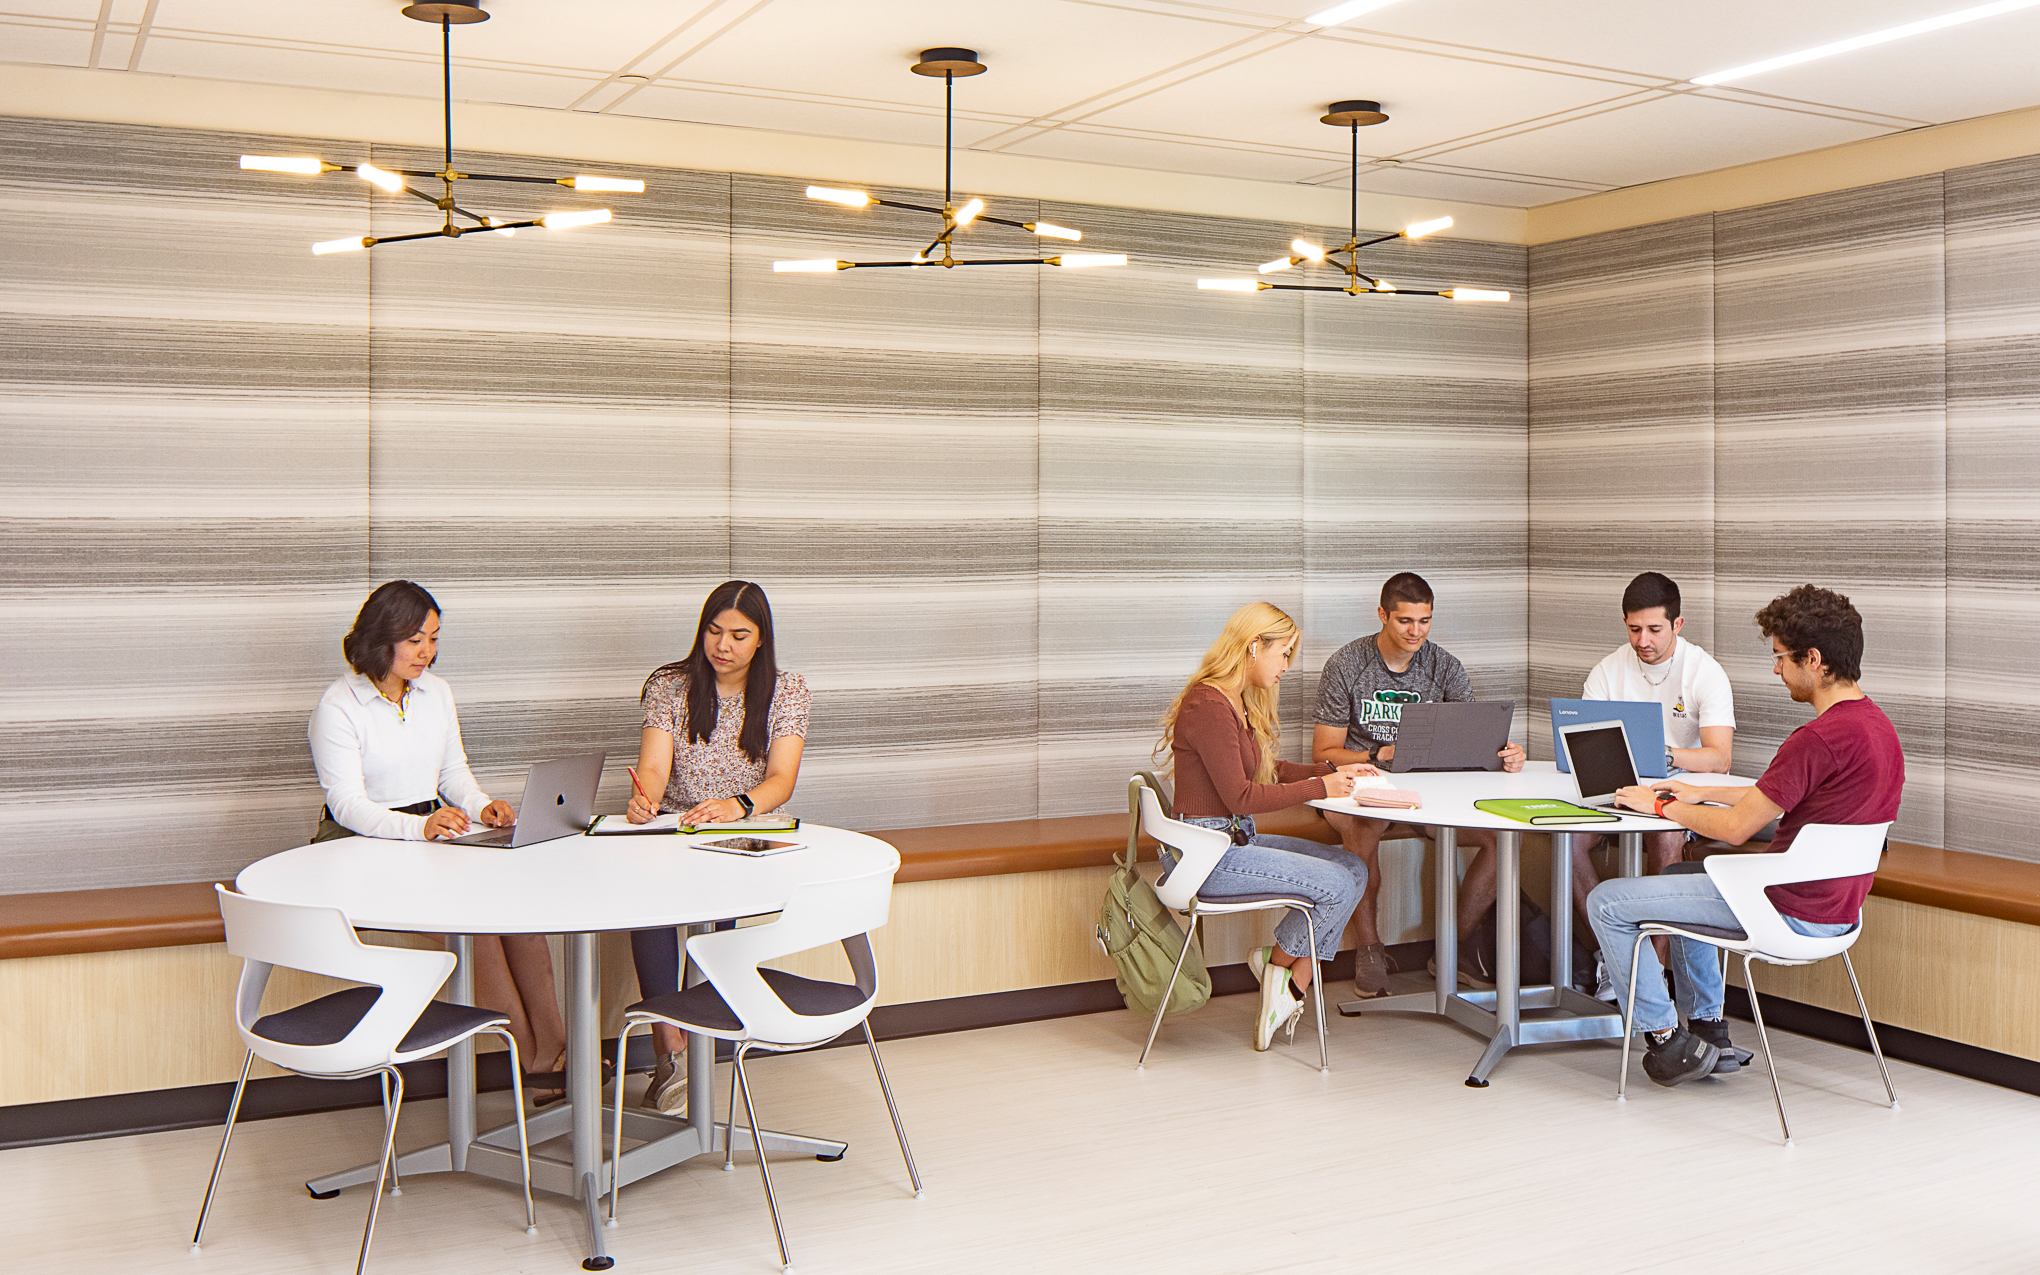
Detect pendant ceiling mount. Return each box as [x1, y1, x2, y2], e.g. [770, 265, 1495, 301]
[1197, 98, 1508, 303]
[774, 48, 1127, 274]
[1320, 99, 1388, 127]
[238, 2, 643, 255]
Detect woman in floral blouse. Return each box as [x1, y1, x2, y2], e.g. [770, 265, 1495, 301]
[624, 580, 810, 1112]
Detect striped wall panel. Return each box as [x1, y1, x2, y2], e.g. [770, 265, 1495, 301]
[1526, 216, 1716, 760]
[1302, 228, 1529, 744]
[1945, 154, 2040, 863]
[1713, 177, 1948, 850]
[0, 118, 371, 889]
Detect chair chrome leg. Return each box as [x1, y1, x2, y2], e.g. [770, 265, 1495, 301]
[1136, 903, 1201, 1069]
[607, 1020, 632, 1226]
[356, 1066, 404, 1275]
[190, 1049, 254, 1251]
[1742, 955, 1792, 1145]
[733, 1045, 791, 1270]
[1841, 952, 1899, 1109]
[378, 1072, 401, 1195]
[1300, 909, 1328, 1073]
[861, 1022, 922, 1197]
[725, 1045, 740, 1172]
[1617, 928, 1649, 1100]
[495, 1030, 537, 1234]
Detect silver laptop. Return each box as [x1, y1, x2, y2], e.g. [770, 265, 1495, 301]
[1384, 701, 1515, 773]
[449, 751, 606, 846]
[1558, 721, 1641, 807]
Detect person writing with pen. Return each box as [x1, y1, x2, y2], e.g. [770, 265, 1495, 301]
[623, 580, 810, 1113]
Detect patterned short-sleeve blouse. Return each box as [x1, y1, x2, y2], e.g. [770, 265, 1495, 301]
[640, 669, 811, 812]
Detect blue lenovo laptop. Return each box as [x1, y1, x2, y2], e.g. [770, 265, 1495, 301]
[1549, 699, 1671, 778]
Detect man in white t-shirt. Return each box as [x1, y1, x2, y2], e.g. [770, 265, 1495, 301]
[1566, 572, 1736, 997]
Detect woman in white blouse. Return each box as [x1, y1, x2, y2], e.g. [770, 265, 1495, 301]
[624, 580, 810, 1112]
[308, 580, 570, 1103]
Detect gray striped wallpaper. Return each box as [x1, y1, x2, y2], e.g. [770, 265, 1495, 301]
[1532, 166, 2040, 861]
[0, 115, 1530, 892]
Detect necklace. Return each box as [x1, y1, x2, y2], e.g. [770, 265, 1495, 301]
[1635, 649, 1674, 688]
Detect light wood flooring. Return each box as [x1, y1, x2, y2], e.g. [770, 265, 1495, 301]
[7, 990, 2036, 1274]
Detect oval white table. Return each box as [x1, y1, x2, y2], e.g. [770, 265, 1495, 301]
[1309, 761, 1754, 1087]
[236, 824, 900, 1271]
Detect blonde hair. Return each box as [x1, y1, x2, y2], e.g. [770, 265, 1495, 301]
[1157, 602, 1300, 784]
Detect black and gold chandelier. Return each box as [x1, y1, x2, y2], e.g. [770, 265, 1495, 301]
[773, 48, 1127, 275]
[236, 2, 643, 256]
[1198, 100, 1508, 303]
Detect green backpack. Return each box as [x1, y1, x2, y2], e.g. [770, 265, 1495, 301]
[1096, 773, 1210, 1018]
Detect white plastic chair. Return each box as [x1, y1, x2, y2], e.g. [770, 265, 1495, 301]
[1616, 822, 1899, 1143]
[1131, 775, 1330, 1073]
[608, 864, 920, 1270]
[194, 886, 535, 1275]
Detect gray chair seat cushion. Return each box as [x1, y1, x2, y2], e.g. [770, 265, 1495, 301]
[1641, 920, 1749, 942]
[1197, 890, 1312, 906]
[253, 986, 508, 1053]
[628, 969, 867, 1033]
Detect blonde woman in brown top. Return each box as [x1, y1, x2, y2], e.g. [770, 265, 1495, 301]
[1160, 602, 1377, 1051]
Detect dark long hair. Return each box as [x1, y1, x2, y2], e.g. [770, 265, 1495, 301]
[641, 581, 779, 762]
[342, 580, 440, 681]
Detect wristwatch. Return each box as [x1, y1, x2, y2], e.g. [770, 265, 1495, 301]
[735, 792, 755, 816]
[1653, 794, 1674, 818]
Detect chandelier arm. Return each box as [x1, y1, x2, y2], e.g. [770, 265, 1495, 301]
[1352, 231, 1400, 251]
[1266, 283, 1353, 293]
[398, 185, 445, 208]
[842, 257, 1047, 269]
[973, 213, 1035, 232]
[874, 199, 946, 216]
[944, 72, 953, 206]
[448, 202, 498, 224]
[461, 173, 568, 185]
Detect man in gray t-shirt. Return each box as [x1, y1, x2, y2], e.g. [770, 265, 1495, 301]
[1311, 572, 1523, 999]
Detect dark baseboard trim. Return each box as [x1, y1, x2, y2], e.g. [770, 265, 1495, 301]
[13, 943, 2028, 1150]
[1723, 985, 2040, 1099]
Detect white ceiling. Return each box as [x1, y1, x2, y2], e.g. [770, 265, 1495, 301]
[5, 0, 2039, 209]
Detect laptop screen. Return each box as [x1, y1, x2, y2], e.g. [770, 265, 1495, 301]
[1564, 724, 1639, 801]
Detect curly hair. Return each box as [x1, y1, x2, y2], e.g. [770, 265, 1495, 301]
[1756, 585, 1863, 683]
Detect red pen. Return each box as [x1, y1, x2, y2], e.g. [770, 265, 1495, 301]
[626, 766, 650, 804]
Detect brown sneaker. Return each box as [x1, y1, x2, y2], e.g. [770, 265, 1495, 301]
[1352, 943, 1395, 998]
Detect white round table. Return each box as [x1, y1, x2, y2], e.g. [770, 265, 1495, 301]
[1309, 761, 1754, 1086]
[237, 824, 900, 1272]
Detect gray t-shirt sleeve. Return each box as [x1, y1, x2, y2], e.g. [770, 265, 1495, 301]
[1314, 646, 1355, 728]
[1436, 648, 1474, 702]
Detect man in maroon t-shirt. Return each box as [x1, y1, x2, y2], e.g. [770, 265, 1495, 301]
[1587, 585, 1905, 1088]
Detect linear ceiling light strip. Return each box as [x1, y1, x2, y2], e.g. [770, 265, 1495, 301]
[238, 1, 642, 254]
[1692, 0, 2040, 85]
[773, 48, 1128, 275]
[1196, 99, 1508, 303]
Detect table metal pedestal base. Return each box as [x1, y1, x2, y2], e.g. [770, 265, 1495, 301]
[1335, 828, 1636, 1085]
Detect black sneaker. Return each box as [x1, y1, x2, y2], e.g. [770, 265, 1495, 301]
[1687, 1017, 1755, 1073]
[1641, 1027, 1720, 1088]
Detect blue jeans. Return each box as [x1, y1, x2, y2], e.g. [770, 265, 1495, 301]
[1173, 816, 1367, 962]
[1587, 869, 1854, 1034]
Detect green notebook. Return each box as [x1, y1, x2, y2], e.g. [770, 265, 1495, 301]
[1473, 798, 1621, 825]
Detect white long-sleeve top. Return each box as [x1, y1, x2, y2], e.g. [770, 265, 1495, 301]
[308, 669, 491, 841]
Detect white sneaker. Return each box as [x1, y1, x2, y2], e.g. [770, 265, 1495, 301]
[1247, 945, 1274, 982]
[1593, 955, 1619, 1004]
[643, 1050, 689, 1117]
[1255, 963, 1301, 1052]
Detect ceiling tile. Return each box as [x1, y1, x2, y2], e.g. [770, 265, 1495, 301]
[1347, 163, 1608, 208]
[1070, 34, 1659, 159]
[999, 126, 1342, 183]
[612, 84, 1016, 150]
[1426, 91, 1893, 189]
[640, 0, 1276, 120]
[1352, 0, 1966, 83]
[7, 1, 99, 17]
[1708, 10, 2040, 124]
[145, 0, 705, 72]
[136, 36, 599, 109]
[0, 20, 94, 66]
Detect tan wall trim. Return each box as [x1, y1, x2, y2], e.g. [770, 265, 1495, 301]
[1526, 102, 2040, 245]
[0, 64, 1527, 244]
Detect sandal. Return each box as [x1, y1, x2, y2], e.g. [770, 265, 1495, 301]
[523, 1050, 616, 1108]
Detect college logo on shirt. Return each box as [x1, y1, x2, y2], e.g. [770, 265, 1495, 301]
[1672, 695, 1687, 718]
[1357, 688, 1421, 724]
